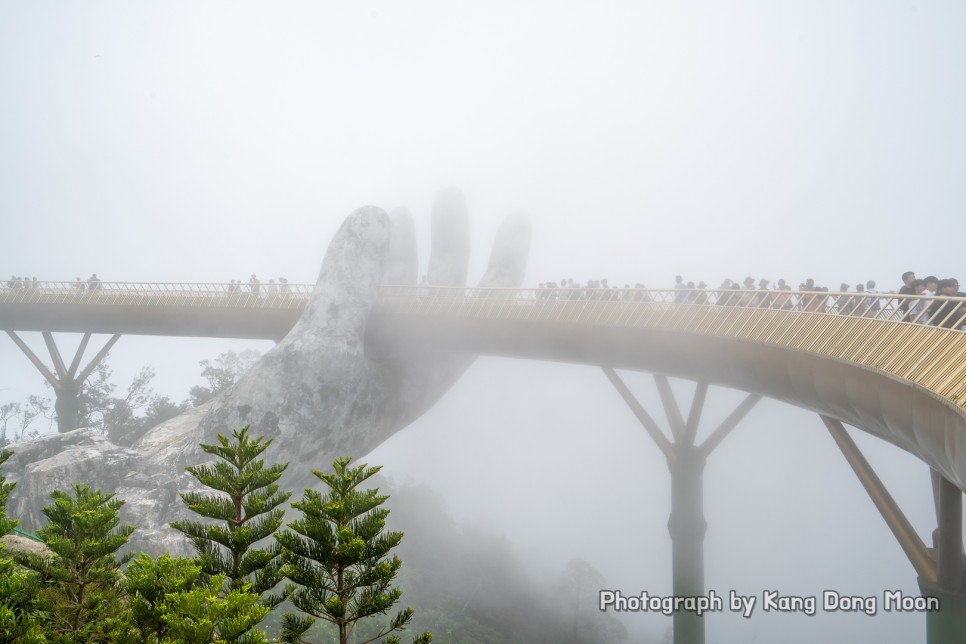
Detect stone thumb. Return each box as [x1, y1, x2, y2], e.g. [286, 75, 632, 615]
[298, 206, 390, 351]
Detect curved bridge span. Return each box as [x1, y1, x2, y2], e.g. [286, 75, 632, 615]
[4, 280, 966, 640]
[373, 286, 966, 490]
[2, 281, 965, 489]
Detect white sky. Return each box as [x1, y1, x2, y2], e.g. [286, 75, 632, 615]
[1, 2, 964, 642]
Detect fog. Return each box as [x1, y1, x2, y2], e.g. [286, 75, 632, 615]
[2, 2, 965, 642]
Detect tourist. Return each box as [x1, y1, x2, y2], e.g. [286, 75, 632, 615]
[907, 279, 929, 323]
[864, 280, 880, 318]
[674, 275, 688, 304]
[898, 271, 917, 321]
[929, 279, 965, 329]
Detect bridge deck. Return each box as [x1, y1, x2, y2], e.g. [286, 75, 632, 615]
[2, 281, 964, 486]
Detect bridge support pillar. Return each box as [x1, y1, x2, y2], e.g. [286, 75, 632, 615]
[921, 474, 966, 642]
[603, 368, 760, 644]
[53, 384, 82, 434]
[5, 331, 121, 433]
[822, 415, 966, 644]
[667, 446, 707, 644]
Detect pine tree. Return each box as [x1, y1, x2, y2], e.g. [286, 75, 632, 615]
[17, 483, 136, 642]
[159, 573, 269, 644]
[276, 456, 432, 644]
[0, 448, 46, 643]
[124, 553, 204, 643]
[171, 425, 291, 609]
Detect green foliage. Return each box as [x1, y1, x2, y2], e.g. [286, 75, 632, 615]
[277, 457, 431, 644]
[16, 483, 135, 642]
[125, 553, 203, 643]
[0, 449, 18, 539]
[0, 449, 47, 642]
[160, 573, 269, 644]
[188, 350, 261, 406]
[61, 360, 189, 444]
[171, 425, 291, 609]
[0, 557, 47, 643]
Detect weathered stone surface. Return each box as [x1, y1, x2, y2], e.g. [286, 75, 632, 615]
[1, 533, 50, 558]
[5, 191, 531, 555]
[5, 429, 140, 531]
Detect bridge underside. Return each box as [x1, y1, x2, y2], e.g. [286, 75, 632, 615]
[1, 303, 298, 340]
[368, 313, 966, 492]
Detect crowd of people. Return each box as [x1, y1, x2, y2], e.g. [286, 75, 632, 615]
[227, 275, 291, 296]
[4, 270, 964, 329]
[534, 271, 965, 329]
[8, 274, 104, 291]
[5, 276, 39, 289]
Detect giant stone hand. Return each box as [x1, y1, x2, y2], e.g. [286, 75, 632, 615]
[118, 189, 529, 550]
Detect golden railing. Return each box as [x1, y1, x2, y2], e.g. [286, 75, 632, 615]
[377, 286, 966, 412]
[2, 281, 962, 325]
[2, 281, 964, 409]
[0, 281, 313, 309]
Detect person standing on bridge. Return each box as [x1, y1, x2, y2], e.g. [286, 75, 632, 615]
[87, 273, 101, 291]
[898, 271, 917, 321]
[836, 283, 855, 315]
[907, 279, 929, 323]
[864, 280, 881, 318]
[249, 274, 260, 296]
[929, 279, 965, 329]
[674, 275, 688, 304]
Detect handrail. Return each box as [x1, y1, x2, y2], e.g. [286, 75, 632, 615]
[378, 285, 966, 330]
[1, 282, 963, 411]
[1, 281, 963, 329]
[375, 286, 966, 413]
[0, 281, 314, 309]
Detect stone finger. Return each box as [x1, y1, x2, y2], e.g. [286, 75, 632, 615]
[427, 187, 470, 287]
[477, 212, 532, 288]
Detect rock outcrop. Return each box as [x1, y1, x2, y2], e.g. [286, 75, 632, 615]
[5, 191, 530, 555]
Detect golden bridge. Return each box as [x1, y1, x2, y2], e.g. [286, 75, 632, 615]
[2, 280, 965, 642]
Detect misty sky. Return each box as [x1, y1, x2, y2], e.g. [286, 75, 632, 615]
[2, 2, 964, 642]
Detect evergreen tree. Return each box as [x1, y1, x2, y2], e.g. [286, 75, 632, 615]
[124, 553, 204, 643]
[171, 425, 291, 608]
[159, 573, 269, 644]
[0, 448, 46, 642]
[17, 483, 135, 643]
[0, 557, 47, 643]
[276, 457, 432, 644]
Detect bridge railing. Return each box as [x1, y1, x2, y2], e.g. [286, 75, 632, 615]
[378, 285, 966, 409]
[376, 286, 966, 331]
[2, 281, 964, 330]
[0, 281, 314, 308]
